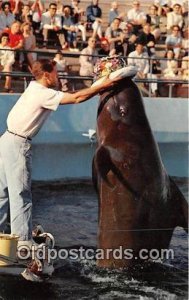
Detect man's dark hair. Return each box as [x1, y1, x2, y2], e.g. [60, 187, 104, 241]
[32, 59, 56, 80]
[2, 1, 11, 10]
[49, 3, 57, 8]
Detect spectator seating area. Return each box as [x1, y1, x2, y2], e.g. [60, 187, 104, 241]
[0, 0, 188, 97]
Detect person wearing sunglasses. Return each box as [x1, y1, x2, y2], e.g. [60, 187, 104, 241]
[41, 2, 65, 48]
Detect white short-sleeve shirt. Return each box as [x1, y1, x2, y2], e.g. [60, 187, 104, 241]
[7, 81, 64, 138]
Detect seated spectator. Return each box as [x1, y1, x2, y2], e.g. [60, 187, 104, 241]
[127, 42, 149, 78]
[127, 1, 147, 35]
[86, 0, 103, 39]
[121, 23, 138, 55]
[21, 22, 37, 69]
[53, 51, 69, 91]
[181, 27, 189, 57]
[128, 42, 159, 96]
[4, 20, 24, 67]
[154, 0, 171, 16]
[4, 20, 24, 50]
[71, 0, 86, 43]
[169, 0, 188, 15]
[146, 5, 161, 40]
[165, 25, 182, 58]
[62, 5, 78, 51]
[0, 32, 15, 93]
[167, 3, 184, 32]
[98, 37, 115, 56]
[161, 49, 178, 78]
[15, 4, 33, 25]
[0, 1, 15, 30]
[137, 23, 156, 56]
[31, 0, 44, 34]
[108, 1, 125, 25]
[180, 56, 189, 80]
[41, 2, 64, 48]
[79, 37, 98, 77]
[55, 0, 63, 15]
[105, 17, 125, 55]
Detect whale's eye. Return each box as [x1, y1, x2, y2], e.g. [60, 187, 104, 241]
[119, 105, 128, 117]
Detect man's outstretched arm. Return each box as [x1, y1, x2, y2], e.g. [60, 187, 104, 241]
[59, 77, 121, 105]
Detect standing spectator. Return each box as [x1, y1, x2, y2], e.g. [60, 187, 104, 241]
[53, 51, 69, 91]
[137, 23, 156, 56]
[0, 1, 15, 30]
[154, 0, 171, 16]
[105, 17, 125, 55]
[167, 3, 184, 31]
[146, 5, 161, 40]
[79, 37, 98, 76]
[165, 25, 182, 59]
[62, 5, 78, 51]
[21, 22, 37, 68]
[71, 0, 86, 43]
[86, 0, 102, 39]
[0, 32, 15, 92]
[31, 0, 44, 34]
[127, 1, 147, 35]
[41, 2, 64, 48]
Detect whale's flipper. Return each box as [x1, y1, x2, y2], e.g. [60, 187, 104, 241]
[169, 177, 188, 232]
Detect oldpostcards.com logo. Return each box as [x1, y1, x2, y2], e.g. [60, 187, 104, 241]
[17, 246, 175, 263]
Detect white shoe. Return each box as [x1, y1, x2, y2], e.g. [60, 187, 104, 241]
[21, 259, 54, 281]
[21, 268, 43, 282]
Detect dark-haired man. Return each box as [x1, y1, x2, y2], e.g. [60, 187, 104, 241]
[0, 59, 122, 248]
[41, 2, 64, 48]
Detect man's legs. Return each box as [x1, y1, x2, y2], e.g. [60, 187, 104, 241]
[0, 147, 9, 233]
[1, 132, 32, 241]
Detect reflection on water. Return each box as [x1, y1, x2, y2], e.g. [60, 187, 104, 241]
[0, 177, 188, 300]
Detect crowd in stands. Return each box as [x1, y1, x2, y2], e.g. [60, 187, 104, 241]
[0, 0, 188, 95]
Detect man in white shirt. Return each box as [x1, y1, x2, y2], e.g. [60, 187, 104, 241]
[128, 43, 158, 96]
[0, 58, 121, 248]
[128, 43, 149, 77]
[167, 3, 184, 31]
[127, 1, 147, 35]
[79, 37, 98, 76]
[41, 2, 64, 48]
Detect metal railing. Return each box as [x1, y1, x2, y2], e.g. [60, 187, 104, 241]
[0, 48, 188, 97]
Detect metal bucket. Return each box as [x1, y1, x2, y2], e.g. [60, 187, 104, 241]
[0, 234, 19, 266]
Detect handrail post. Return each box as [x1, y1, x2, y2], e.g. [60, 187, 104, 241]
[149, 57, 153, 98]
[169, 84, 173, 98]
